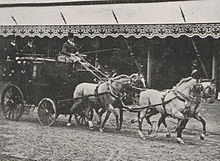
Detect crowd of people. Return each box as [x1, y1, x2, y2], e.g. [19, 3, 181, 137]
[5, 37, 37, 60]
[5, 33, 82, 61]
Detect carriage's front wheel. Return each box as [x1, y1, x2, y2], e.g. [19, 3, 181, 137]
[75, 109, 94, 126]
[37, 98, 57, 126]
[1, 85, 24, 121]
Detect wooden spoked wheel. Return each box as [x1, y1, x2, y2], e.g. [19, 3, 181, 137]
[1, 85, 24, 121]
[37, 98, 57, 126]
[75, 109, 94, 126]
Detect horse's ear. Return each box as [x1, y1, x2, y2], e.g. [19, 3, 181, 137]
[112, 73, 117, 78]
[211, 79, 216, 84]
[129, 74, 135, 79]
[108, 78, 113, 84]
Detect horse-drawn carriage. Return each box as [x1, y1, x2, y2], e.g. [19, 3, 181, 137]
[1, 55, 96, 126]
[1, 53, 217, 144]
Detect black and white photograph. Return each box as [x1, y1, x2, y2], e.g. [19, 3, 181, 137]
[0, 0, 220, 160]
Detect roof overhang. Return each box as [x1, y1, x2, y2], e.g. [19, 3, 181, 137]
[0, 0, 219, 38]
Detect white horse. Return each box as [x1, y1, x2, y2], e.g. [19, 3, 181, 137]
[131, 79, 216, 143]
[70, 74, 131, 131]
[136, 77, 203, 143]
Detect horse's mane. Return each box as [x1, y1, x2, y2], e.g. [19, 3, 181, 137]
[176, 77, 193, 87]
[113, 74, 130, 81]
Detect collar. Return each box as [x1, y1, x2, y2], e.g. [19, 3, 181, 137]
[172, 90, 190, 102]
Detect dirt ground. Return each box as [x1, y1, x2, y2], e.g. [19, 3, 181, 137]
[0, 82, 220, 161]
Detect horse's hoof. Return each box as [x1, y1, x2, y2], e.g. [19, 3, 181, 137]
[152, 134, 157, 138]
[141, 136, 146, 140]
[116, 127, 121, 131]
[166, 133, 171, 138]
[99, 128, 104, 133]
[138, 130, 146, 140]
[66, 123, 71, 127]
[200, 134, 205, 140]
[89, 127, 94, 131]
[176, 138, 184, 144]
[148, 129, 153, 135]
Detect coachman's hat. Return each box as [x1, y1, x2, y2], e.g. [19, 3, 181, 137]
[27, 37, 34, 43]
[68, 32, 74, 39]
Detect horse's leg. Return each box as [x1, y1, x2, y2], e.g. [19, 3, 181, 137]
[154, 115, 171, 138]
[138, 110, 147, 140]
[95, 108, 106, 125]
[99, 110, 111, 132]
[173, 112, 186, 144]
[108, 104, 120, 131]
[176, 118, 189, 144]
[145, 109, 159, 135]
[85, 105, 94, 131]
[118, 108, 123, 131]
[99, 104, 120, 131]
[163, 117, 171, 138]
[193, 112, 206, 140]
[67, 114, 73, 127]
[161, 116, 171, 138]
[71, 98, 84, 113]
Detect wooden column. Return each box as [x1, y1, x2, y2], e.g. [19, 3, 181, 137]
[212, 52, 216, 79]
[215, 39, 220, 99]
[146, 40, 152, 87]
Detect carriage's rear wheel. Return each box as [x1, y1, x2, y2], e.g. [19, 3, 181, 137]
[1, 85, 24, 121]
[37, 98, 57, 126]
[75, 109, 94, 126]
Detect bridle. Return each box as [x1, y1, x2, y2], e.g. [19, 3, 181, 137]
[107, 78, 132, 100]
[201, 83, 215, 97]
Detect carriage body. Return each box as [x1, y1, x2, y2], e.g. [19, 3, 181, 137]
[1, 56, 95, 125]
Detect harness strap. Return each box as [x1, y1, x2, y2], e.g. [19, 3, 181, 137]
[130, 85, 148, 91]
[121, 95, 177, 112]
[94, 82, 103, 104]
[107, 82, 125, 100]
[173, 90, 190, 102]
[161, 95, 167, 115]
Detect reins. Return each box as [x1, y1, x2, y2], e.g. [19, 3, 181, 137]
[120, 94, 178, 112]
[130, 85, 148, 91]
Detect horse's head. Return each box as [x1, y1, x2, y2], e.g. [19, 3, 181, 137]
[175, 77, 203, 102]
[111, 74, 138, 106]
[109, 74, 132, 95]
[176, 77, 197, 91]
[201, 79, 216, 104]
[130, 73, 146, 88]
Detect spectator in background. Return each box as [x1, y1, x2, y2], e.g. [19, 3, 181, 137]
[5, 37, 18, 60]
[22, 38, 36, 55]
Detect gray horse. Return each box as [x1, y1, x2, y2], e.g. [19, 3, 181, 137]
[131, 79, 216, 142]
[136, 77, 203, 144]
[70, 74, 131, 131]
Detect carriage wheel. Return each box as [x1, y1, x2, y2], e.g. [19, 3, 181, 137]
[1, 85, 24, 121]
[37, 98, 57, 126]
[75, 109, 94, 126]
